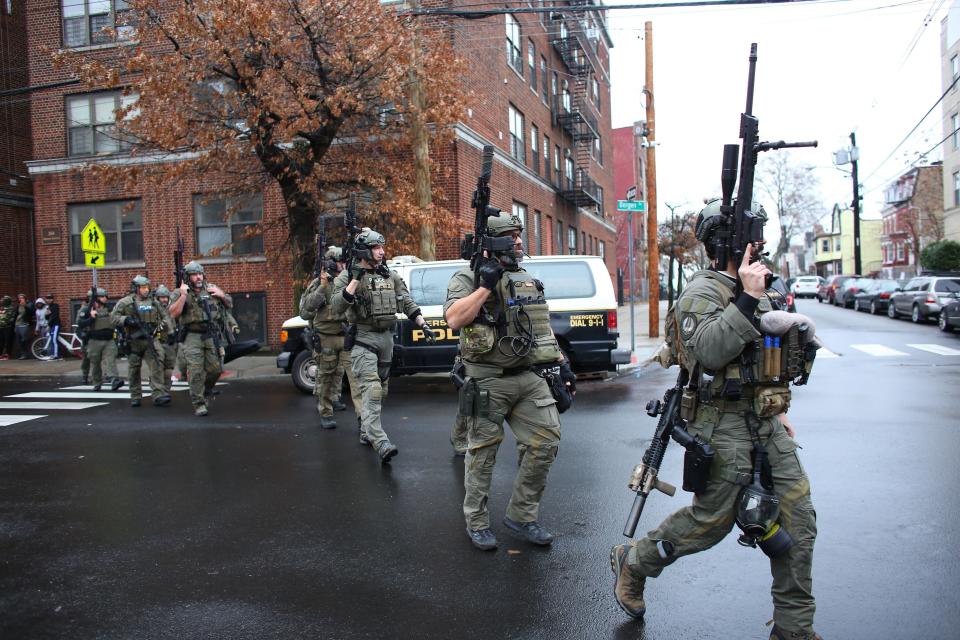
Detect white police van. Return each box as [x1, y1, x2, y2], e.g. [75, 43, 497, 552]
[276, 255, 630, 393]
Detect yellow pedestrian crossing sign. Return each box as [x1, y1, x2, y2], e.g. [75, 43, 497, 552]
[81, 218, 106, 254]
[84, 252, 105, 268]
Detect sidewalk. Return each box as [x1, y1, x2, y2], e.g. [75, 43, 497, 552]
[0, 352, 283, 382]
[616, 299, 669, 370]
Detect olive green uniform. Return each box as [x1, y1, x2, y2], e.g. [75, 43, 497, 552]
[300, 277, 361, 418]
[110, 294, 169, 402]
[625, 270, 817, 636]
[157, 298, 178, 395]
[174, 286, 229, 410]
[444, 267, 562, 531]
[77, 303, 118, 386]
[331, 268, 421, 449]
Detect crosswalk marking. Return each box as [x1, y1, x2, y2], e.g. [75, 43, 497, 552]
[907, 343, 960, 356]
[0, 415, 47, 426]
[816, 347, 839, 358]
[0, 402, 108, 410]
[7, 392, 151, 400]
[849, 344, 910, 357]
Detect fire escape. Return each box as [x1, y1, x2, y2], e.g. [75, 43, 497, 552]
[551, 4, 601, 209]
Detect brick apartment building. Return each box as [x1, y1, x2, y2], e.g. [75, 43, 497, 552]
[612, 123, 647, 300]
[880, 164, 944, 279]
[0, 0, 36, 299]
[22, 0, 616, 348]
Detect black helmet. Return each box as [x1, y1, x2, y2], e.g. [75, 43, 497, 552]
[354, 227, 385, 262]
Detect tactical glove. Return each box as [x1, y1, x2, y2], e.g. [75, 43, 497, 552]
[559, 360, 576, 394]
[477, 258, 504, 290]
[421, 325, 438, 344]
[349, 264, 367, 281]
[124, 316, 139, 328]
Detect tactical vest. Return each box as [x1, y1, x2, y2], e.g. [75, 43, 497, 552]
[349, 271, 402, 331]
[180, 286, 222, 331]
[460, 268, 561, 370]
[118, 295, 164, 339]
[303, 279, 344, 335]
[79, 303, 114, 339]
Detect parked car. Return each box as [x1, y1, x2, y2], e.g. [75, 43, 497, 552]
[887, 275, 960, 323]
[276, 255, 630, 393]
[817, 274, 858, 304]
[837, 277, 876, 309]
[791, 275, 823, 298]
[768, 276, 796, 312]
[852, 279, 900, 315]
[938, 292, 960, 332]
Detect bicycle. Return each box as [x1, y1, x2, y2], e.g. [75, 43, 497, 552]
[30, 324, 85, 361]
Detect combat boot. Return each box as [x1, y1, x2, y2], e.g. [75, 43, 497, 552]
[130, 399, 141, 407]
[610, 544, 646, 619]
[376, 441, 398, 464]
[466, 527, 498, 551]
[92, 384, 101, 392]
[153, 394, 171, 407]
[195, 405, 208, 417]
[503, 517, 554, 546]
[769, 624, 823, 640]
[332, 399, 347, 411]
[358, 418, 370, 446]
[319, 416, 337, 430]
[81, 374, 89, 385]
[110, 378, 124, 391]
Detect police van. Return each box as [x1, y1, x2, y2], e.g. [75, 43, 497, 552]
[276, 255, 630, 393]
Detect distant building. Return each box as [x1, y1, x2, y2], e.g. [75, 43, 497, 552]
[611, 123, 647, 299]
[941, 3, 960, 241]
[814, 205, 882, 277]
[880, 165, 944, 278]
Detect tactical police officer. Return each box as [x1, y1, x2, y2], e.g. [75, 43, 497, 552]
[154, 285, 178, 396]
[610, 200, 820, 640]
[77, 288, 123, 391]
[111, 276, 171, 408]
[300, 246, 362, 430]
[331, 228, 437, 463]
[167, 261, 232, 417]
[444, 212, 574, 551]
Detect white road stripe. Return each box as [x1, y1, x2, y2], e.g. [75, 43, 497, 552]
[7, 392, 148, 399]
[907, 343, 960, 356]
[850, 344, 910, 357]
[59, 384, 190, 391]
[0, 415, 47, 426]
[816, 347, 840, 358]
[0, 402, 108, 410]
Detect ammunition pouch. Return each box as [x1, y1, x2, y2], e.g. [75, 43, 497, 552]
[534, 365, 573, 414]
[680, 387, 699, 422]
[176, 326, 189, 344]
[754, 385, 791, 418]
[458, 377, 489, 418]
[305, 328, 323, 352]
[461, 323, 495, 358]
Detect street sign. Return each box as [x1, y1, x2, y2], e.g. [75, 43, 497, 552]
[80, 218, 106, 254]
[84, 253, 104, 268]
[626, 185, 637, 201]
[617, 200, 646, 212]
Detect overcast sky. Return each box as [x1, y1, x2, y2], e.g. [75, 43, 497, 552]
[607, 0, 951, 228]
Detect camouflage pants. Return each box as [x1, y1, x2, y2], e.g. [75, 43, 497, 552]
[80, 342, 90, 378]
[313, 333, 361, 418]
[181, 332, 221, 408]
[451, 413, 469, 453]
[161, 341, 178, 394]
[127, 338, 165, 401]
[461, 370, 560, 530]
[350, 329, 394, 448]
[86, 338, 118, 386]
[627, 408, 817, 635]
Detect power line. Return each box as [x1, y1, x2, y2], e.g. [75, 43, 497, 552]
[406, 0, 835, 18]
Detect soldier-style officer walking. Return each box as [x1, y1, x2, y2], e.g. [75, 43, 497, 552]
[300, 246, 362, 430]
[111, 276, 171, 408]
[331, 227, 437, 463]
[610, 201, 820, 640]
[77, 288, 123, 391]
[154, 285, 178, 396]
[167, 261, 232, 417]
[444, 212, 574, 551]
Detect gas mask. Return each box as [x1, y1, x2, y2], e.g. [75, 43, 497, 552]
[735, 447, 793, 558]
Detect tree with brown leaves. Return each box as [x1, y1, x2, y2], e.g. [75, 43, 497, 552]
[56, 0, 465, 281]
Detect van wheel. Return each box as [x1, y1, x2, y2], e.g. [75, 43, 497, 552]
[292, 350, 317, 394]
[911, 305, 923, 324]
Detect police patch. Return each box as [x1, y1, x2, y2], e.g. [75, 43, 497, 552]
[679, 313, 698, 340]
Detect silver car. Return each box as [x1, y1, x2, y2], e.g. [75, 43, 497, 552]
[887, 276, 960, 323]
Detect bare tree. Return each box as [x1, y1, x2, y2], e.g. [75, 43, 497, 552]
[756, 152, 824, 270]
[659, 204, 700, 306]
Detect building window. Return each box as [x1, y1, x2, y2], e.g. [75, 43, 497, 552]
[513, 201, 528, 248]
[508, 104, 525, 164]
[551, 72, 558, 110]
[528, 41, 537, 91]
[543, 135, 551, 180]
[953, 114, 959, 150]
[897, 243, 904, 261]
[954, 171, 960, 206]
[540, 56, 548, 104]
[568, 226, 577, 255]
[592, 76, 600, 111]
[69, 200, 143, 265]
[582, 231, 587, 254]
[194, 193, 264, 257]
[599, 240, 605, 259]
[593, 135, 602, 164]
[835, 238, 841, 252]
[564, 153, 574, 189]
[556, 221, 563, 255]
[597, 185, 604, 217]
[531, 125, 540, 175]
[533, 211, 542, 254]
[821, 239, 829, 253]
[63, 0, 134, 48]
[546, 215, 553, 253]
[561, 79, 571, 112]
[554, 145, 561, 187]
[67, 91, 137, 156]
[953, 55, 959, 90]
[231, 292, 268, 345]
[505, 14, 523, 75]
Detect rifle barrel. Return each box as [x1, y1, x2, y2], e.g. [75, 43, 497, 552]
[623, 492, 648, 538]
[758, 140, 818, 151]
[744, 43, 758, 116]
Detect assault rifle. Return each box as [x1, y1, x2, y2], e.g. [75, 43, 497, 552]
[341, 193, 362, 270]
[313, 215, 337, 279]
[710, 44, 818, 279]
[622, 368, 715, 538]
[460, 145, 510, 286]
[174, 225, 185, 288]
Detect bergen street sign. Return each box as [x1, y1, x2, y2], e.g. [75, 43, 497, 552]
[617, 200, 646, 212]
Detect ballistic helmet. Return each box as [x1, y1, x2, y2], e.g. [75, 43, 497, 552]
[354, 227, 385, 262]
[132, 275, 151, 287]
[487, 212, 524, 235]
[324, 246, 343, 261]
[1, 295, 11, 305]
[96, 288, 107, 297]
[183, 261, 205, 275]
[155, 285, 170, 298]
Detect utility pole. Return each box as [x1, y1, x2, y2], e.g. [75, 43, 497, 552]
[850, 132, 862, 275]
[644, 21, 659, 338]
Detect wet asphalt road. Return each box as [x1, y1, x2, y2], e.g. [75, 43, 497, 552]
[1, 298, 959, 639]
